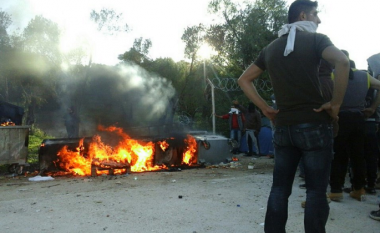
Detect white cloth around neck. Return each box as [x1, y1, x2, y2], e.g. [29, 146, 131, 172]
[278, 21, 318, 56]
[229, 108, 239, 114]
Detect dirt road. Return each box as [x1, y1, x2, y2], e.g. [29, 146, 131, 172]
[0, 156, 379, 233]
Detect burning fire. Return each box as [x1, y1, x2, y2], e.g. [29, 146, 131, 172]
[158, 140, 169, 151]
[56, 125, 197, 176]
[0, 121, 15, 126]
[182, 135, 197, 165]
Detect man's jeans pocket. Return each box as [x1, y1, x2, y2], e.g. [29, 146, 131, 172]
[274, 123, 333, 150]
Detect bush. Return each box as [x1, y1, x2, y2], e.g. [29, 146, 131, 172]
[28, 126, 54, 164]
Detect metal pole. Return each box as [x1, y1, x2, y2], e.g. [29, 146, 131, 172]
[207, 78, 215, 134]
[203, 60, 206, 86]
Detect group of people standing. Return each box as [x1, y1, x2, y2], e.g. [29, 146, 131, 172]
[236, 0, 380, 232]
[215, 100, 272, 157]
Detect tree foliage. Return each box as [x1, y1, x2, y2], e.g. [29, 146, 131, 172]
[178, 0, 288, 133]
[207, 0, 287, 71]
[0, 9, 12, 50]
[90, 8, 130, 35]
[23, 15, 62, 65]
[118, 37, 152, 66]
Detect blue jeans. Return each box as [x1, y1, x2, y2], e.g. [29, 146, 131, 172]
[246, 129, 259, 154]
[230, 129, 241, 153]
[264, 123, 333, 233]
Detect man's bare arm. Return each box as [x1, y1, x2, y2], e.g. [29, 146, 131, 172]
[238, 64, 279, 120]
[314, 46, 349, 119]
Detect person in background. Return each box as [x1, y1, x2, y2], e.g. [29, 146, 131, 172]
[370, 205, 380, 221]
[215, 101, 245, 154]
[362, 63, 380, 195]
[258, 114, 274, 158]
[329, 52, 380, 202]
[238, 1, 349, 232]
[341, 50, 356, 69]
[234, 101, 262, 156]
[365, 53, 380, 195]
[64, 106, 80, 138]
[366, 53, 380, 221]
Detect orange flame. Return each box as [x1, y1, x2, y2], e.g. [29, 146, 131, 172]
[0, 121, 15, 126]
[56, 126, 198, 176]
[158, 140, 169, 151]
[182, 135, 197, 165]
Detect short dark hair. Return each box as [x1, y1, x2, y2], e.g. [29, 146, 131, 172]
[341, 50, 349, 57]
[288, 0, 318, 23]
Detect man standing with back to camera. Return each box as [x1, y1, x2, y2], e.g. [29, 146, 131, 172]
[238, 1, 349, 232]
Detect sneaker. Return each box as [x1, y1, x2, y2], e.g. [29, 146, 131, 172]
[349, 188, 365, 201]
[365, 186, 377, 195]
[369, 209, 380, 221]
[299, 184, 306, 189]
[328, 192, 343, 202]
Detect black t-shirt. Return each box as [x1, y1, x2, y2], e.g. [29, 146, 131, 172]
[254, 31, 333, 126]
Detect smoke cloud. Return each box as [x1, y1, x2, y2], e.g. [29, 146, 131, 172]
[51, 62, 176, 138]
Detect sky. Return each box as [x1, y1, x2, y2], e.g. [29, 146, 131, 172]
[1, 0, 379, 70]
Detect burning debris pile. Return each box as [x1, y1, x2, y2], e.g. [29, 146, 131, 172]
[0, 119, 16, 126]
[39, 125, 199, 176]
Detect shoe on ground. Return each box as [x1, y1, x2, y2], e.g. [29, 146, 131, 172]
[349, 188, 365, 201]
[299, 184, 306, 189]
[369, 209, 380, 221]
[244, 152, 252, 157]
[365, 186, 377, 195]
[328, 192, 343, 202]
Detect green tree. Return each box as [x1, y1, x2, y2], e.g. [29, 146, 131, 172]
[0, 9, 12, 102]
[90, 8, 130, 35]
[19, 16, 62, 126]
[23, 15, 62, 65]
[205, 0, 287, 103]
[177, 0, 288, 133]
[0, 9, 11, 51]
[118, 37, 152, 66]
[207, 0, 287, 71]
[180, 24, 216, 129]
